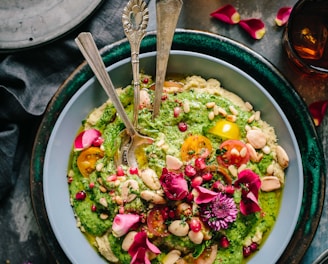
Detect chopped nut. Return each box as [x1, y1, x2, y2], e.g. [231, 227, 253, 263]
[229, 105, 238, 115]
[206, 102, 216, 108]
[100, 213, 109, 220]
[226, 115, 237, 122]
[208, 111, 215, 120]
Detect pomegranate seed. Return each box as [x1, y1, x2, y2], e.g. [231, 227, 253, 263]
[168, 210, 175, 218]
[92, 136, 104, 147]
[178, 122, 188, 132]
[174, 107, 182, 117]
[106, 175, 117, 182]
[185, 164, 197, 177]
[224, 185, 235, 194]
[129, 167, 139, 175]
[191, 176, 203, 188]
[119, 206, 125, 214]
[212, 181, 224, 191]
[220, 236, 230, 248]
[250, 242, 258, 252]
[75, 191, 86, 200]
[142, 77, 149, 84]
[91, 204, 97, 212]
[116, 166, 125, 176]
[243, 246, 252, 257]
[189, 218, 202, 232]
[195, 158, 206, 170]
[161, 94, 168, 101]
[186, 192, 194, 202]
[202, 172, 213, 181]
[89, 182, 95, 189]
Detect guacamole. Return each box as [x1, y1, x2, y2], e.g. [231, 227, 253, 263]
[67, 75, 289, 264]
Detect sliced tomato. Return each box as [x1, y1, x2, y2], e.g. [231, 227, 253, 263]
[181, 135, 213, 161]
[147, 207, 168, 237]
[77, 147, 104, 177]
[216, 140, 250, 168]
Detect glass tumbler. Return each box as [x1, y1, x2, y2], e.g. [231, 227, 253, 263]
[283, 0, 328, 76]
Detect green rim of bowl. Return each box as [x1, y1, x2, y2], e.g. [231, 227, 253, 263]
[30, 29, 325, 263]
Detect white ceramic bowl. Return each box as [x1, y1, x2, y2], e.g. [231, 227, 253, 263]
[42, 49, 303, 263]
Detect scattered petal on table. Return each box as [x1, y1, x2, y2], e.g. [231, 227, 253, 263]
[210, 4, 240, 24]
[275, 7, 292, 26]
[309, 100, 328, 126]
[239, 18, 266, 40]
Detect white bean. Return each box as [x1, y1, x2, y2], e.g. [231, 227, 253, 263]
[168, 220, 189, 236]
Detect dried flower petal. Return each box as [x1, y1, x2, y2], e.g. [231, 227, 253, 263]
[239, 18, 266, 40]
[193, 186, 218, 204]
[275, 7, 292, 27]
[112, 214, 140, 237]
[234, 169, 261, 215]
[160, 168, 188, 200]
[210, 4, 240, 25]
[74, 128, 102, 151]
[309, 100, 328, 126]
[128, 231, 161, 264]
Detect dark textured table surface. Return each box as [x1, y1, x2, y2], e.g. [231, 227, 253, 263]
[1, 0, 327, 263]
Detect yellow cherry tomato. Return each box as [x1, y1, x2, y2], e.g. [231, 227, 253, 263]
[208, 119, 240, 139]
[181, 135, 213, 161]
[77, 147, 104, 177]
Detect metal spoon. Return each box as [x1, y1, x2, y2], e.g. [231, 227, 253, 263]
[116, 0, 149, 165]
[152, 0, 183, 119]
[75, 32, 153, 168]
[122, 0, 149, 128]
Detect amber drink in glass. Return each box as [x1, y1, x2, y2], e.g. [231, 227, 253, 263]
[283, 0, 328, 75]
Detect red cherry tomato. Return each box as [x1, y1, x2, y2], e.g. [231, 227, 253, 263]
[147, 208, 168, 237]
[216, 140, 250, 167]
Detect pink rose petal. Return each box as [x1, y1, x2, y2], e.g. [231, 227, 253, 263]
[210, 4, 240, 25]
[193, 186, 218, 204]
[309, 100, 328, 126]
[275, 7, 292, 27]
[74, 128, 102, 151]
[112, 214, 140, 237]
[128, 231, 161, 264]
[239, 18, 266, 40]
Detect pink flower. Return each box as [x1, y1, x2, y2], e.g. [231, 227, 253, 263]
[74, 128, 103, 150]
[234, 169, 261, 215]
[112, 214, 140, 237]
[275, 7, 292, 26]
[239, 18, 266, 40]
[193, 186, 218, 204]
[200, 192, 238, 231]
[210, 4, 240, 24]
[309, 100, 328, 126]
[159, 168, 188, 200]
[128, 231, 161, 264]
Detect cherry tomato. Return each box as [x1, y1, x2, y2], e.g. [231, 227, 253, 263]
[180, 135, 213, 161]
[147, 208, 168, 237]
[216, 140, 250, 167]
[77, 147, 104, 177]
[209, 119, 240, 139]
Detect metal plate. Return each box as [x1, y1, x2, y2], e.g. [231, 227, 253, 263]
[0, 0, 104, 51]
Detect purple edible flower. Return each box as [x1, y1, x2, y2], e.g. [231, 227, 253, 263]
[200, 192, 238, 231]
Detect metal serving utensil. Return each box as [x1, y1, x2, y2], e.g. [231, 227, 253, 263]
[152, 0, 183, 119]
[75, 32, 153, 168]
[116, 0, 149, 166]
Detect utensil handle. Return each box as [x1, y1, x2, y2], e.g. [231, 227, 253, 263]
[123, 0, 149, 127]
[153, 0, 183, 119]
[75, 32, 136, 136]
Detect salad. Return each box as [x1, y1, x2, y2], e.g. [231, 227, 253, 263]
[67, 75, 289, 264]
